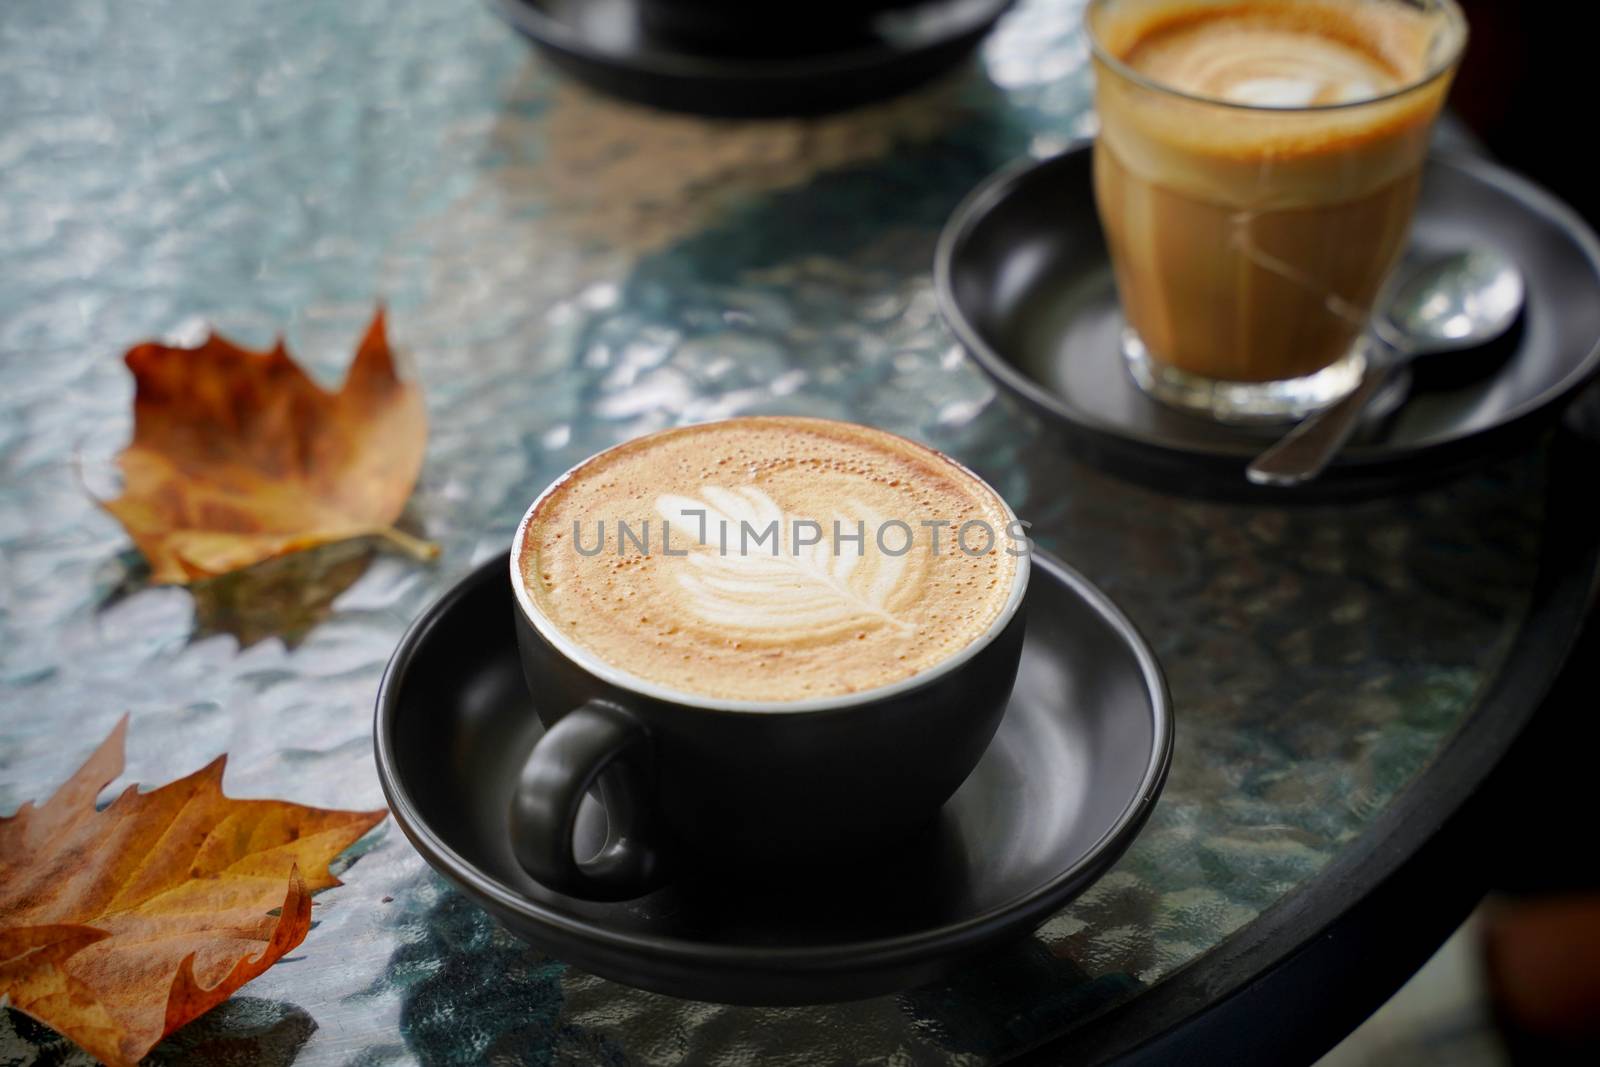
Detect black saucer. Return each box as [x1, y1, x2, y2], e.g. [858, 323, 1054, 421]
[490, 0, 1015, 117]
[373, 551, 1171, 1004]
[936, 143, 1600, 499]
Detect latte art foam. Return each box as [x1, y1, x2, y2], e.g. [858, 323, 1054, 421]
[654, 485, 919, 639]
[1124, 8, 1407, 107]
[518, 418, 1021, 702]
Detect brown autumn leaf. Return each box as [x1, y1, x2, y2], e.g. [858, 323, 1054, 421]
[101, 309, 436, 585]
[0, 717, 387, 1066]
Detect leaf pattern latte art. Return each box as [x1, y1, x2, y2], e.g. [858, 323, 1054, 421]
[655, 486, 915, 638]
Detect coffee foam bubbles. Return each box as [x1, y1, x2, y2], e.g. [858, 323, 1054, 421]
[519, 418, 1020, 703]
[1092, 0, 1462, 208]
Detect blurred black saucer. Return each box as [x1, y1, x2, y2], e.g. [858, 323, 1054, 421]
[936, 143, 1600, 501]
[491, 0, 1015, 117]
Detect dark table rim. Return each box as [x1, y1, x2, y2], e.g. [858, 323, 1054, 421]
[1008, 424, 1600, 1066]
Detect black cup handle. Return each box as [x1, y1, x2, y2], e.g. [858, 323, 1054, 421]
[509, 699, 664, 900]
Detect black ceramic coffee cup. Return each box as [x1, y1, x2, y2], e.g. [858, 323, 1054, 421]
[506, 436, 1031, 901]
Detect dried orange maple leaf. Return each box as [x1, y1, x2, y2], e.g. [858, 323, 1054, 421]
[101, 309, 436, 584]
[0, 717, 387, 1066]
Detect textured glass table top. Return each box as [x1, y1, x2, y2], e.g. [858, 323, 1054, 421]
[0, 0, 1549, 1063]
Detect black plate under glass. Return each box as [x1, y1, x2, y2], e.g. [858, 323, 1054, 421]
[490, 0, 1014, 117]
[936, 143, 1600, 498]
[373, 550, 1171, 1005]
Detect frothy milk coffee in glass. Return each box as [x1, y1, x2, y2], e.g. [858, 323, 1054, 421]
[1087, 0, 1467, 422]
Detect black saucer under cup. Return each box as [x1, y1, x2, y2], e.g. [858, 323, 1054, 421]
[935, 143, 1600, 498]
[372, 550, 1171, 1003]
[490, 0, 1016, 117]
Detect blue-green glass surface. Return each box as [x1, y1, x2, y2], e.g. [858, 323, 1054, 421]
[0, 0, 1545, 1063]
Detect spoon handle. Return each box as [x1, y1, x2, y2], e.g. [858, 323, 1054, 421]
[1246, 361, 1399, 487]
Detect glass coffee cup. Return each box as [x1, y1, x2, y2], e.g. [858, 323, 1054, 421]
[1087, 0, 1468, 422]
